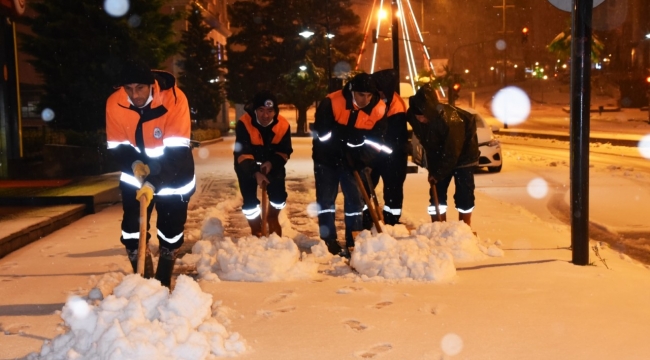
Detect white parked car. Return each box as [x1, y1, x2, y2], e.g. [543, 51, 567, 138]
[409, 106, 503, 173]
[467, 107, 502, 173]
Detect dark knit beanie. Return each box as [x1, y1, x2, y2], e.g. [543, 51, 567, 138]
[347, 73, 376, 93]
[119, 59, 154, 86]
[251, 91, 279, 113]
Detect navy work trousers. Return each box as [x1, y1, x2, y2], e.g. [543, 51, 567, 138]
[314, 162, 363, 248]
[120, 183, 190, 251]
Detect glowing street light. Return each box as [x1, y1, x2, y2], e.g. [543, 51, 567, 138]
[299, 30, 315, 38]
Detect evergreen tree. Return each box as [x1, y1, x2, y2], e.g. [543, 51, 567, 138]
[19, 0, 179, 131]
[178, 3, 224, 126]
[226, 0, 362, 135]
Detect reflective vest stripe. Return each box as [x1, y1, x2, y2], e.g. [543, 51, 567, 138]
[242, 205, 261, 219]
[428, 205, 448, 215]
[383, 205, 402, 216]
[163, 137, 191, 147]
[270, 201, 286, 210]
[122, 231, 139, 240]
[158, 229, 183, 244]
[120, 173, 196, 196]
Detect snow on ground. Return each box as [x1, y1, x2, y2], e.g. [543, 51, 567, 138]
[182, 176, 502, 285]
[21, 171, 503, 360]
[26, 275, 246, 360]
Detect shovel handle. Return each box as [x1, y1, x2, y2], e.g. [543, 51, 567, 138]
[137, 195, 148, 276]
[261, 182, 269, 236]
[363, 168, 384, 222]
[430, 183, 442, 222]
[353, 169, 382, 233]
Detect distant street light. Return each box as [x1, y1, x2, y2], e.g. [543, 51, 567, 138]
[299, 30, 314, 38]
[299, 65, 307, 71]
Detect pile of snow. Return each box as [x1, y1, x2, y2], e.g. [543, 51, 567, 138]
[350, 222, 502, 282]
[186, 211, 502, 283]
[192, 233, 322, 282]
[27, 275, 246, 360]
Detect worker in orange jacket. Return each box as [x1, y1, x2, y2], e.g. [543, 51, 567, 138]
[106, 59, 195, 288]
[312, 73, 387, 257]
[234, 91, 293, 236]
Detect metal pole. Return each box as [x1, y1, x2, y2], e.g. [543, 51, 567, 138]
[502, 0, 507, 87]
[326, 0, 333, 92]
[391, 0, 399, 88]
[570, 0, 593, 266]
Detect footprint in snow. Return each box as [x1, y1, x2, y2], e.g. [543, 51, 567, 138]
[355, 343, 393, 358]
[336, 286, 364, 294]
[257, 306, 296, 318]
[264, 290, 295, 304]
[343, 319, 367, 332]
[373, 301, 393, 309]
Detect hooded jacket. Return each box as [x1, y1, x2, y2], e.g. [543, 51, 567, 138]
[234, 104, 292, 177]
[312, 84, 387, 168]
[407, 85, 479, 181]
[106, 71, 195, 196]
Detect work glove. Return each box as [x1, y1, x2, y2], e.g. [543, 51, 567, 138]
[255, 172, 270, 187]
[260, 161, 272, 175]
[428, 174, 441, 186]
[132, 161, 150, 183]
[136, 182, 155, 207]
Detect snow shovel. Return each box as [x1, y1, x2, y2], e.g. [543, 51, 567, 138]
[260, 182, 269, 237]
[430, 182, 442, 222]
[137, 195, 148, 277]
[363, 168, 384, 223]
[353, 169, 383, 233]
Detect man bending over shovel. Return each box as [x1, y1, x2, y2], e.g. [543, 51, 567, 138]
[407, 84, 479, 226]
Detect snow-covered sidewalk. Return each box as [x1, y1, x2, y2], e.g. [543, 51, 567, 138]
[2, 137, 650, 360]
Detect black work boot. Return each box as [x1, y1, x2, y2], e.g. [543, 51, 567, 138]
[361, 209, 373, 230]
[383, 211, 399, 226]
[155, 247, 177, 288]
[431, 213, 447, 223]
[247, 216, 263, 237]
[125, 248, 154, 278]
[325, 239, 343, 256]
[267, 207, 282, 236]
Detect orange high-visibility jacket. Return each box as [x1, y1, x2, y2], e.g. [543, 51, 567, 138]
[106, 71, 195, 196]
[234, 111, 292, 176]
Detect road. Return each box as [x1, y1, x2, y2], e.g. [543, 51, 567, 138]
[477, 134, 650, 264]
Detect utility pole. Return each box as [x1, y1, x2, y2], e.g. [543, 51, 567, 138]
[493, 0, 514, 86]
[391, 0, 400, 93]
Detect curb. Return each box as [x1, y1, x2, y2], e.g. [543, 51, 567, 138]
[0, 204, 85, 259]
[498, 129, 641, 148]
[561, 106, 621, 113]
